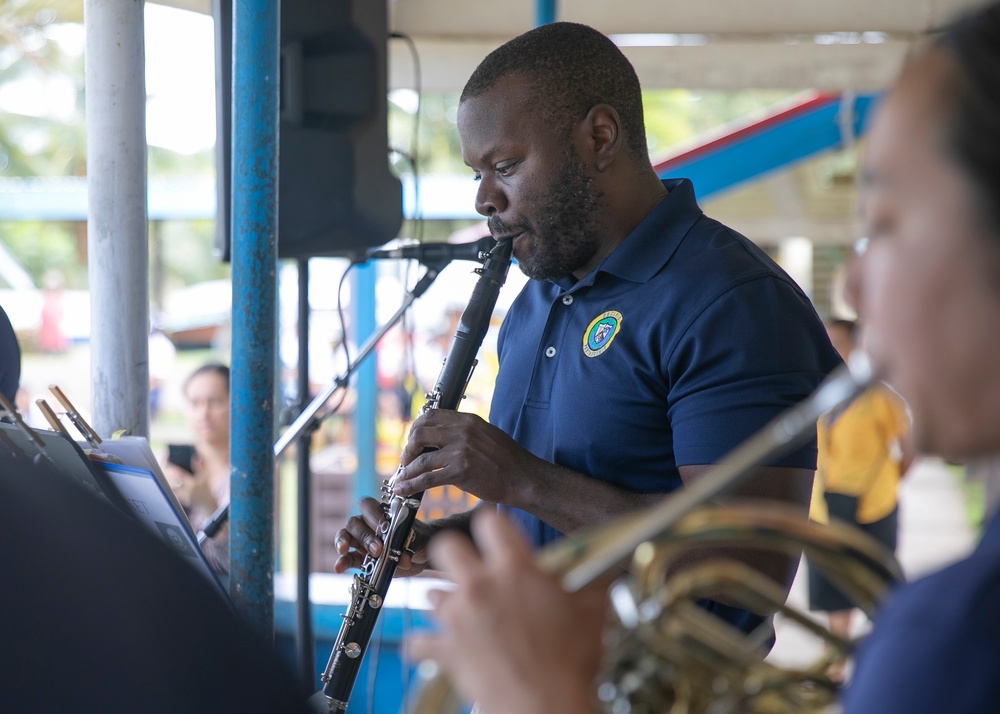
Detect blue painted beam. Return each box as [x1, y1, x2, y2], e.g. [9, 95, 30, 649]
[353, 262, 379, 505]
[536, 0, 557, 26]
[229, 0, 279, 639]
[0, 177, 215, 221]
[654, 92, 879, 201]
[0, 94, 882, 227]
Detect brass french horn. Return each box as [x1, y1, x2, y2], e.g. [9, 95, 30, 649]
[413, 354, 901, 714]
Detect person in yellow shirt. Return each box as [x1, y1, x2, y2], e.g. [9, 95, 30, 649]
[809, 318, 913, 681]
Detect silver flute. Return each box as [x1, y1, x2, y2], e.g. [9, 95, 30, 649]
[316, 238, 513, 712]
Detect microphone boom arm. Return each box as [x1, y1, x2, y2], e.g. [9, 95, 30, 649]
[201, 265, 449, 546]
[273, 266, 443, 459]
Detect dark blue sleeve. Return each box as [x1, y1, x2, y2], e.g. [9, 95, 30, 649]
[843, 560, 1000, 713]
[0, 305, 21, 403]
[666, 275, 840, 469]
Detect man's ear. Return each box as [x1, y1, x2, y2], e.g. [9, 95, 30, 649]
[581, 104, 622, 172]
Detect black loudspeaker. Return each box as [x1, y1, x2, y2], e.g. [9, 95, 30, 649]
[213, 0, 403, 261]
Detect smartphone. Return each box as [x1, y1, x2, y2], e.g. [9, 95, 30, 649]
[167, 444, 196, 474]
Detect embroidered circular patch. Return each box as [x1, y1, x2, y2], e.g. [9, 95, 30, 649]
[582, 310, 622, 357]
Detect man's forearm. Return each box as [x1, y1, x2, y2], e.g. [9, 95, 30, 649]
[510, 461, 665, 535]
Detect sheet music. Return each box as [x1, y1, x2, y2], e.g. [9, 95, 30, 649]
[96, 460, 228, 600]
[0, 423, 229, 602]
[98, 436, 196, 533]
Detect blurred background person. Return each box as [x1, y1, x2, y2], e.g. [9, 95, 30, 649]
[37, 269, 67, 355]
[160, 362, 230, 581]
[808, 318, 913, 683]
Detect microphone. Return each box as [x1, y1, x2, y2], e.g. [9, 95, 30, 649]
[365, 236, 495, 264]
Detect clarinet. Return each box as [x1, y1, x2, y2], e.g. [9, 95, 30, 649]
[316, 238, 514, 712]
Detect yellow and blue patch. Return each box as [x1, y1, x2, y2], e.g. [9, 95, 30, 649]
[582, 310, 622, 358]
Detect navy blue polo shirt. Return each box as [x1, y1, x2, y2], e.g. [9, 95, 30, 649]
[491, 178, 840, 547]
[842, 513, 1000, 712]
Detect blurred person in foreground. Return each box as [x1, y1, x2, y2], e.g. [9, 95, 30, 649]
[0, 431, 310, 712]
[808, 318, 913, 683]
[407, 4, 1000, 713]
[336, 20, 840, 642]
[0, 303, 20, 403]
[161, 363, 231, 579]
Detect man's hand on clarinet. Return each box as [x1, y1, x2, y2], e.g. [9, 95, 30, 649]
[393, 409, 539, 502]
[333, 497, 433, 576]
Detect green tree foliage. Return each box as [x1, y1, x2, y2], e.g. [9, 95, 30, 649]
[1, 1, 219, 291]
[389, 91, 465, 177]
[1, 220, 84, 287]
[153, 219, 228, 287]
[643, 89, 798, 158]
[0, 0, 85, 176]
[0, 1, 87, 288]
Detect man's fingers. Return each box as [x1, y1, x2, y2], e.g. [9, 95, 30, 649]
[401, 410, 467, 463]
[338, 516, 379, 557]
[336, 498, 389, 556]
[358, 497, 387, 528]
[333, 553, 367, 574]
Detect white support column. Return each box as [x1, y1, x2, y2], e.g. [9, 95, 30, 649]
[84, 0, 149, 438]
[779, 236, 814, 300]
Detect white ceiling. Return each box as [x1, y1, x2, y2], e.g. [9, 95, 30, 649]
[391, 0, 975, 35]
[160, 0, 990, 91]
[386, 0, 988, 91]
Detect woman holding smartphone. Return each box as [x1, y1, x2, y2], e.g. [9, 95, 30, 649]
[162, 363, 231, 579]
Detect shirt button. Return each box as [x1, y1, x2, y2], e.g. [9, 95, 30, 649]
[545, 346, 557, 358]
[561, 295, 573, 305]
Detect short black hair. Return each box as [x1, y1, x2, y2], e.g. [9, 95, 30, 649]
[461, 22, 649, 161]
[935, 2, 1000, 235]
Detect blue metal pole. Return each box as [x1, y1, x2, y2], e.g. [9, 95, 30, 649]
[353, 262, 379, 504]
[230, 0, 279, 639]
[536, 0, 556, 26]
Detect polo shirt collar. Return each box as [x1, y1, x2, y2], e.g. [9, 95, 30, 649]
[552, 178, 703, 292]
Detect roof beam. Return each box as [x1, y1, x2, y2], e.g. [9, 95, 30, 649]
[390, 0, 986, 36]
[152, 0, 990, 91]
[389, 37, 911, 91]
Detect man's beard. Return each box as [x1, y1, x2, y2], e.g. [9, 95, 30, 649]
[492, 151, 606, 281]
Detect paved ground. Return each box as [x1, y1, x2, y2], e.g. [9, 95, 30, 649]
[766, 456, 978, 708]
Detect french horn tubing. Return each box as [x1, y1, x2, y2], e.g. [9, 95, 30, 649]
[413, 353, 903, 714]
